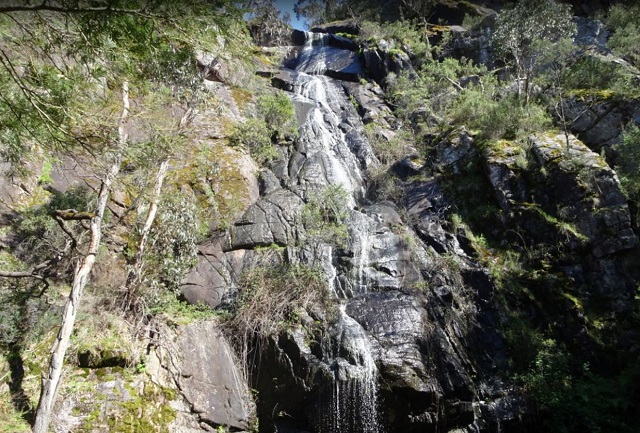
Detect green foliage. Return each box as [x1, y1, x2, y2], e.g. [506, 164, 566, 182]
[0, 1, 247, 174]
[230, 117, 277, 163]
[145, 193, 198, 297]
[245, 0, 291, 46]
[302, 185, 351, 249]
[359, 20, 429, 63]
[364, 125, 415, 166]
[388, 57, 481, 131]
[558, 56, 640, 98]
[493, 0, 576, 103]
[149, 294, 220, 325]
[230, 91, 297, 165]
[453, 92, 551, 142]
[389, 55, 551, 141]
[256, 92, 298, 140]
[606, 4, 640, 68]
[519, 339, 639, 433]
[13, 186, 94, 268]
[615, 123, 640, 210]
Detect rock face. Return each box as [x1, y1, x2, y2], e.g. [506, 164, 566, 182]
[484, 133, 636, 258]
[176, 21, 639, 433]
[174, 322, 254, 431]
[362, 42, 415, 88]
[179, 29, 538, 433]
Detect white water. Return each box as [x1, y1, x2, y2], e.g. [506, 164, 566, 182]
[289, 32, 384, 433]
[315, 305, 382, 433]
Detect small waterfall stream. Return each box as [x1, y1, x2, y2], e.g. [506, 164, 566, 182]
[315, 305, 382, 433]
[288, 31, 384, 433]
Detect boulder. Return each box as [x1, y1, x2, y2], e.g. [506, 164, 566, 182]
[362, 44, 416, 88]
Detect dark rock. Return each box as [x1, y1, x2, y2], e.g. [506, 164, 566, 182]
[362, 45, 416, 88]
[310, 21, 360, 36]
[574, 17, 609, 50]
[483, 133, 636, 257]
[291, 29, 307, 46]
[565, 95, 640, 154]
[77, 349, 129, 369]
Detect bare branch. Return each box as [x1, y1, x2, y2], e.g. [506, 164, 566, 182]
[0, 1, 160, 18]
[0, 259, 54, 280]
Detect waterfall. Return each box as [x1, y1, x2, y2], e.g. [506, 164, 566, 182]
[287, 31, 384, 433]
[314, 305, 383, 433]
[295, 32, 331, 75]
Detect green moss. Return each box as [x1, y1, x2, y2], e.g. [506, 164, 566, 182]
[569, 88, 616, 101]
[230, 87, 253, 110]
[106, 382, 176, 433]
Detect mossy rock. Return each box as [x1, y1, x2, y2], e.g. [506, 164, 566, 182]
[78, 348, 130, 369]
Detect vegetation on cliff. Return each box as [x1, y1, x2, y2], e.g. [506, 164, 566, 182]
[0, 0, 639, 432]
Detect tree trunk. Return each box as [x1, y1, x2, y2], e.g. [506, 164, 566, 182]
[122, 158, 169, 310]
[31, 81, 129, 433]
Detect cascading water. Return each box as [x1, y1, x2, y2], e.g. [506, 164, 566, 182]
[288, 31, 384, 433]
[314, 305, 382, 433]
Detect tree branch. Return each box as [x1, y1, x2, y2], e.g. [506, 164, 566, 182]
[0, 1, 158, 18]
[0, 259, 54, 280]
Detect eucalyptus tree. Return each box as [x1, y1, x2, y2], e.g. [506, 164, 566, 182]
[0, 2, 245, 432]
[493, 0, 576, 106]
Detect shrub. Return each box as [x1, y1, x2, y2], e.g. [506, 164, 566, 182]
[230, 117, 277, 164]
[364, 125, 415, 167]
[302, 185, 351, 250]
[229, 264, 327, 338]
[615, 123, 640, 216]
[230, 91, 297, 165]
[606, 4, 640, 68]
[256, 93, 298, 140]
[143, 193, 198, 302]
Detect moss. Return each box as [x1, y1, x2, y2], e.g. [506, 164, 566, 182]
[230, 87, 253, 110]
[568, 88, 616, 101]
[336, 32, 357, 40]
[104, 382, 176, 433]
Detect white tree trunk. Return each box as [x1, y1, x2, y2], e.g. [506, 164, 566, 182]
[32, 81, 130, 433]
[122, 158, 169, 309]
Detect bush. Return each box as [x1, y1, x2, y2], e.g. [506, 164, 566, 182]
[256, 93, 298, 140]
[230, 117, 277, 164]
[519, 339, 638, 433]
[364, 125, 415, 166]
[144, 193, 198, 301]
[13, 186, 94, 273]
[230, 91, 297, 165]
[615, 123, 640, 212]
[606, 4, 640, 68]
[302, 185, 351, 249]
[225, 263, 330, 372]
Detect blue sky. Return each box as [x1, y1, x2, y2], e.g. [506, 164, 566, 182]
[275, 0, 307, 29]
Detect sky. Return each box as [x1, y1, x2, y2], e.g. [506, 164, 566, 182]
[274, 0, 307, 30]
